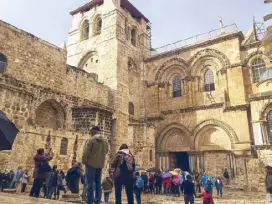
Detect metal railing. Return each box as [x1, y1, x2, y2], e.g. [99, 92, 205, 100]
[151, 24, 239, 56]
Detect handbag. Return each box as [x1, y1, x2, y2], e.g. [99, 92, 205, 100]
[38, 162, 52, 173]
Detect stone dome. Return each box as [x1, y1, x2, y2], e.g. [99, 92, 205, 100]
[260, 68, 272, 81]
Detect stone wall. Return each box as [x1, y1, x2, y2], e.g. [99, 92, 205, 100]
[0, 19, 113, 173]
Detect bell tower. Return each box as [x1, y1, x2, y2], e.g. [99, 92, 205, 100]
[67, 0, 151, 156]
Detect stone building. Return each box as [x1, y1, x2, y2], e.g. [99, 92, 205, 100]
[0, 0, 272, 192]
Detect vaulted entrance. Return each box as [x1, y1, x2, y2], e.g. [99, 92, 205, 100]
[156, 121, 237, 175]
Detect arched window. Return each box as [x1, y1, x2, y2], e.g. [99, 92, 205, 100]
[128, 58, 136, 69]
[60, 138, 68, 155]
[267, 111, 272, 143]
[93, 15, 102, 36]
[204, 69, 215, 92]
[149, 150, 153, 162]
[129, 102, 134, 115]
[131, 28, 137, 46]
[81, 20, 89, 40]
[252, 58, 266, 83]
[0, 53, 7, 73]
[172, 76, 182, 97]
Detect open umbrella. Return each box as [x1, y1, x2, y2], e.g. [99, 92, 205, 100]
[0, 111, 19, 150]
[146, 167, 160, 173]
[170, 171, 178, 176]
[162, 172, 172, 179]
[135, 167, 145, 171]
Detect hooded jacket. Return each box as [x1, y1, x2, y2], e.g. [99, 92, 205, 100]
[82, 133, 108, 169]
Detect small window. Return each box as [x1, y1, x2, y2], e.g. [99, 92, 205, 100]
[129, 102, 134, 115]
[172, 76, 182, 97]
[131, 28, 137, 46]
[93, 15, 102, 36]
[60, 138, 68, 155]
[128, 58, 136, 69]
[204, 69, 215, 92]
[0, 53, 7, 73]
[81, 20, 89, 40]
[267, 111, 272, 144]
[149, 150, 153, 162]
[252, 58, 266, 83]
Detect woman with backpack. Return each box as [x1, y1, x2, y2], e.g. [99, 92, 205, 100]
[215, 176, 223, 198]
[112, 144, 136, 204]
[134, 172, 144, 204]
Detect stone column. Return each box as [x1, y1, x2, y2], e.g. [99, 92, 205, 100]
[252, 121, 264, 145]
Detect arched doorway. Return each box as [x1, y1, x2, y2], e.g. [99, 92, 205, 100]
[156, 124, 191, 171]
[156, 120, 237, 174]
[193, 120, 236, 176]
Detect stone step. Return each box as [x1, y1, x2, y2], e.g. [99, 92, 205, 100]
[3, 189, 16, 194]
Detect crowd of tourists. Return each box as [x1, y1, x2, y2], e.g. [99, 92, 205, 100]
[2, 125, 272, 204]
[0, 167, 30, 193]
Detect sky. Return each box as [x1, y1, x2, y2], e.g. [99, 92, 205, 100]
[0, 0, 271, 48]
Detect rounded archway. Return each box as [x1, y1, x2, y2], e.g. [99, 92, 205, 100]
[35, 99, 65, 130]
[192, 119, 237, 150]
[194, 125, 232, 151]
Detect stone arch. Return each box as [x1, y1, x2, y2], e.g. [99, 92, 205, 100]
[78, 51, 99, 73]
[155, 57, 189, 82]
[189, 48, 231, 76]
[243, 50, 270, 67]
[191, 119, 238, 150]
[156, 123, 191, 152]
[260, 102, 272, 121]
[35, 99, 65, 130]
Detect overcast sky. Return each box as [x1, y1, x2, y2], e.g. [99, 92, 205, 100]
[0, 0, 271, 48]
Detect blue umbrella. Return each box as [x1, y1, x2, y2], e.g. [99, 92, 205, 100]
[162, 172, 172, 179]
[0, 111, 19, 150]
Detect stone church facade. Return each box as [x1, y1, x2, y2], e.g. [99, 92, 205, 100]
[0, 0, 272, 191]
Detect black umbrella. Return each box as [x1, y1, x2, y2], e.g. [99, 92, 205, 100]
[0, 111, 19, 150]
[146, 167, 160, 173]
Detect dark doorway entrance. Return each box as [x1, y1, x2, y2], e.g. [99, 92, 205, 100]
[174, 152, 190, 172]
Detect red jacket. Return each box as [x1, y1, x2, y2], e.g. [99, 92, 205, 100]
[166, 178, 172, 188]
[200, 192, 214, 204]
[149, 176, 155, 184]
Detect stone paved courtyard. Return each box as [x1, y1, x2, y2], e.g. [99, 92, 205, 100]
[0, 188, 269, 204]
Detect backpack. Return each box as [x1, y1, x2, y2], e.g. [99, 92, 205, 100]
[136, 176, 144, 188]
[65, 168, 78, 183]
[119, 154, 134, 173]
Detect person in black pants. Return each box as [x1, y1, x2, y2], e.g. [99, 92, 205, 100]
[181, 175, 196, 204]
[112, 144, 136, 204]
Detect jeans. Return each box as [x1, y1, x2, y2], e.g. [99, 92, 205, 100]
[184, 194, 194, 204]
[21, 183, 27, 193]
[104, 192, 111, 203]
[135, 188, 143, 204]
[166, 188, 171, 195]
[155, 184, 162, 194]
[85, 165, 102, 204]
[115, 177, 134, 204]
[149, 184, 154, 194]
[174, 184, 180, 196]
[30, 178, 45, 197]
[56, 185, 66, 199]
[47, 186, 57, 199]
[216, 188, 222, 197]
[196, 184, 201, 193]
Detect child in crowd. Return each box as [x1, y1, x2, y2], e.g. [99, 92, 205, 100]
[200, 188, 214, 204]
[135, 172, 144, 204]
[102, 174, 113, 204]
